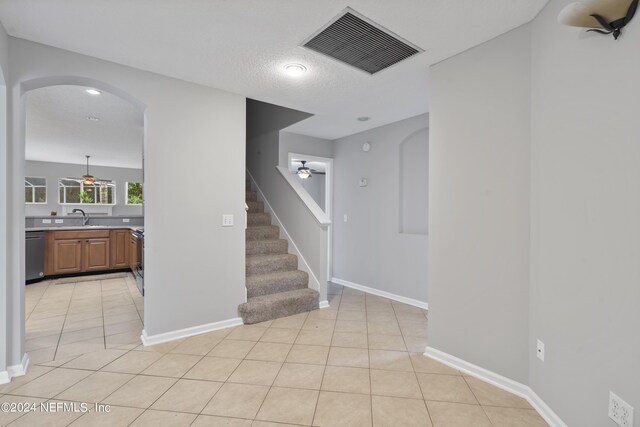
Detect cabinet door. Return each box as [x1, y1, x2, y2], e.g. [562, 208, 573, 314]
[52, 240, 83, 274]
[129, 235, 137, 271]
[84, 238, 111, 272]
[110, 230, 129, 269]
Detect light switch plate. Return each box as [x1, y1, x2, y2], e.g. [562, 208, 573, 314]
[42, 219, 52, 224]
[122, 218, 130, 223]
[54, 219, 64, 224]
[222, 214, 234, 227]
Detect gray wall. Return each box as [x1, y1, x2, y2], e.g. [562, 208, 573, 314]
[279, 131, 333, 213]
[0, 22, 9, 379]
[332, 114, 429, 303]
[5, 38, 246, 372]
[279, 131, 334, 167]
[246, 100, 328, 301]
[529, 0, 640, 425]
[429, 2, 640, 424]
[297, 174, 325, 212]
[25, 160, 143, 217]
[428, 26, 532, 384]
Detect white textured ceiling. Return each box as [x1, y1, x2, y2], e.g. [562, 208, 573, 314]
[1, 0, 548, 139]
[25, 85, 144, 169]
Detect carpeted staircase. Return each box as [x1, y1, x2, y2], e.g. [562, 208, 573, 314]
[238, 179, 319, 324]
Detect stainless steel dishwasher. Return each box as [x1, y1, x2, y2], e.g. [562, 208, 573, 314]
[25, 231, 45, 283]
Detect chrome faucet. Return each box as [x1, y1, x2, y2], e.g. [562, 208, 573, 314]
[72, 208, 89, 226]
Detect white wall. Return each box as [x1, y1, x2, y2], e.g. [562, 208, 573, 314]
[332, 114, 429, 304]
[5, 38, 246, 370]
[0, 21, 10, 381]
[428, 27, 532, 383]
[25, 160, 143, 217]
[529, 1, 640, 425]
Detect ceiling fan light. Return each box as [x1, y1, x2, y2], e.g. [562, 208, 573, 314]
[297, 169, 311, 179]
[83, 175, 95, 185]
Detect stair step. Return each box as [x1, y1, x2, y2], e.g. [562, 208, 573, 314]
[246, 225, 280, 241]
[246, 191, 257, 202]
[246, 270, 308, 298]
[248, 212, 271, 226]
[246, 254, 297, 275]
[246, 201, 264, 213]
[246, 239, 288, 256]
[238, 288, 320, 324]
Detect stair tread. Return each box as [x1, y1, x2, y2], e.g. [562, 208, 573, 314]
[246, 253, 296, 261]
[245, 288, 318, 304]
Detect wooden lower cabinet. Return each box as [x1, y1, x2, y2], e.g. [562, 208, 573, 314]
[45, 229, 132, 276]
[83, 238, 110, 271]
[129, 232, 138, 272]
[52, 239, 83, 274]
[110, 229, 129, 269]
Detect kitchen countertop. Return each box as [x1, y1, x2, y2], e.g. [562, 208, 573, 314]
[26, 226, 142, 232]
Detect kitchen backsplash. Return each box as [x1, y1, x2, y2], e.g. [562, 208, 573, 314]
[26, 215, 144, 229]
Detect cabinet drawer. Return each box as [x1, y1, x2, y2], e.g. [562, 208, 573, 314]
[51, 230, 110, 240]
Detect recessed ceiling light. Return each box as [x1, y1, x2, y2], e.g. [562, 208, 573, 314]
[284, 63, 307, 77]
[357, 116, 371, 122]
[86, 88, 102, 95]
[86, 116, 101, 121]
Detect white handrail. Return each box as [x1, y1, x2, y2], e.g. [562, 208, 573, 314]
[275, 166, 331, 228]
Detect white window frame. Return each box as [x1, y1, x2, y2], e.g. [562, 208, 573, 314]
[125, 181, 143, 205]
[57, 177, 117, 206]
[25, 176, 47, 204]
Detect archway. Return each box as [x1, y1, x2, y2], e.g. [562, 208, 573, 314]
[7, 75, 147, 375]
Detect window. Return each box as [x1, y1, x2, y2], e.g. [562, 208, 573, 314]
[25, 177, 47, 204]
[126, 182, 143, 205]
[58, 178, 116, 205]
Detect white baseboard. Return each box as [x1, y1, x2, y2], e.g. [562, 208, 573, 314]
[424, 347, 567, 427]
[247, 170, 323, 294]
[0, 353, 30, 384]
[331, 277, 428, 310]
[319, 300, 330, 309]
[141, 317, 243, 346]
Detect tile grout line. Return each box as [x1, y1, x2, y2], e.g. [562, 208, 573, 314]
[393, 299, 437, 427]
[311, 288, 341, 426]
[51, 282, 77, 361]
[251, 312, 310, 424]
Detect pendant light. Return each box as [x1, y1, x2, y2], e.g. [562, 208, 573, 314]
[297, 160, 312, 179]
[82, 155, 96, 185]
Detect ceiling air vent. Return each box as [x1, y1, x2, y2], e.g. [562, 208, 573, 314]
[302, 7, 423, 75]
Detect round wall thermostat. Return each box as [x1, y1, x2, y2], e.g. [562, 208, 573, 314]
[362, 142, 371, 152]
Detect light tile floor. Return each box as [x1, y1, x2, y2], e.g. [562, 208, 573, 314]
[0, 281, 549, 426]
[24, 273, 144, 366]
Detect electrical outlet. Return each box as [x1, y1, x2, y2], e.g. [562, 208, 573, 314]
[609, 392, 634, 427]
[343, 214, 348, 222]
[42, 219, 51, 224]
[222, 214, 234, 227]
[536, 339, 545, 361]
[54, 219, 64, 224]
[122, 218, 130, 223]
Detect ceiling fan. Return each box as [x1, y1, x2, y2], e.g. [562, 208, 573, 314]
[296, 160, 325, 179]
[80, 155, 113, 190]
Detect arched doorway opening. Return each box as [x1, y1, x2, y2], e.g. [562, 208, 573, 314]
[9, 76, 147, 373]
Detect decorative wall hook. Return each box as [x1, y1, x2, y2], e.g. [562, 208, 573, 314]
[558, 0, 638, 39]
